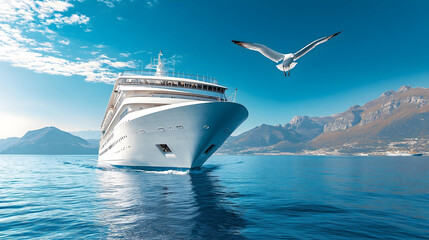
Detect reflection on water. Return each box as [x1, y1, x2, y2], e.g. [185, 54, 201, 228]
[189, 168, 246, 239]
[1, 155, 429, 239]
[97, 165, 246, 239]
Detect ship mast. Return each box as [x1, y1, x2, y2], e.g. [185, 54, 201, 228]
[155, 50, 164, 76]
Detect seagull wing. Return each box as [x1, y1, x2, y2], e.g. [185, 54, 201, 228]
[232, 40, 284, 63]
[293, 31, 341, 61]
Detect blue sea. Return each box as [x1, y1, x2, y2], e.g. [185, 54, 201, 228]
[0, 155, 428, 239]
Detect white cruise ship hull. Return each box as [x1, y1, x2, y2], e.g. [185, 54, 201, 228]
[386, 153, 423, 156]
[98, 101, 248, 169]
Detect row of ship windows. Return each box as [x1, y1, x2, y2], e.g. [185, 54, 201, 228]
[101, 125, 185, 155]
[103, 142, 216, 159]
[101, 123, 184, 155]
[114, 145, 131, 154]
[137, 125, 184, 134]
[101, 132, 115, 149]
[120, 78, 226, 94]
[99, 135, 128, 156]
[101, 118, 131, 148]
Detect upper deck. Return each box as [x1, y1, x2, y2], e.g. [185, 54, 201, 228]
[100, 51, 232, 138]
[101, 70, 229, 134]
[118, 70, 227, 94]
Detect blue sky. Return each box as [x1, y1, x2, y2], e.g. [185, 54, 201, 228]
[1, 0, 429, 138]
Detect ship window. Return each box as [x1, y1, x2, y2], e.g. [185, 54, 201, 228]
[119, 108, 129, 120]
[204, 144, 216, 154]
[158, 127, 165, 131]
[157, 144, 172, 153]
[176, 125, 184, 129]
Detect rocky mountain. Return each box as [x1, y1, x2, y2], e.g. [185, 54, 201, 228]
[0, 127, 98, 155]
[220, 86, 429, 154]
[284, 115, 333, 140]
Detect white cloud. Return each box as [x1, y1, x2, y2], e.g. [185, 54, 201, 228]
[94, 44, 106, 48]
[0, 0, 78, 24]
[116, 16, 123, 21]
[120, 52, 130, 57]
[134, 49, 152, 55]
[35, 0, 73, 19]
[0, 28, 135, 82]
[58, 39, 69, 45]
[98, 0, 121, 8]
[44, 13, 90, 26]
[146, 0, 159, 7]
[40, 42, 53, 48]
[0, 0, 134, 83]
[0, 0, 72, 23]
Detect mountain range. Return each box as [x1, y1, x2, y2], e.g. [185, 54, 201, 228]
[0, 127, 98, 154]
[2, 86, 428, 155]
[220, 85, 429, 155]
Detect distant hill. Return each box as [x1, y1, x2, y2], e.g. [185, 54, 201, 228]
[0, 137, 19, 152]
[0, 127, 98, 155]
[85, 139, 100, 149]
[220, 86, 429, 155]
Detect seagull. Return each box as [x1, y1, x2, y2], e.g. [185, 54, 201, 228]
[232, 31, 341, 77]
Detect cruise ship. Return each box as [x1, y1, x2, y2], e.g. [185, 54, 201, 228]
[98, 52, 248, 169]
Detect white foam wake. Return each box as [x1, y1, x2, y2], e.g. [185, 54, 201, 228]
[142, 169, 190, 175]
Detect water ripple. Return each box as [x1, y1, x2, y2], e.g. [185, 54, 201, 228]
[0, 155, 428, 239]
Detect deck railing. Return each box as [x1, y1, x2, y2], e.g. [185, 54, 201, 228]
[120, 70, 218, 85]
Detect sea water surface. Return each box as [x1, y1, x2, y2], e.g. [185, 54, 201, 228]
[0, 155, 428, 239]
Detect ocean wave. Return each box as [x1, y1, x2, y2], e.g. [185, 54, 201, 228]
[140, 169, 190, 175]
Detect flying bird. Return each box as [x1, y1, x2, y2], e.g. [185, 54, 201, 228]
[232, 31, 341, 77]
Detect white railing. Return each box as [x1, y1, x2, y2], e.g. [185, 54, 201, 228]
[120, 70, 218, 85]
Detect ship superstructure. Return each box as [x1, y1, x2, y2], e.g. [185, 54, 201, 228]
[98, 52, 248, 169]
